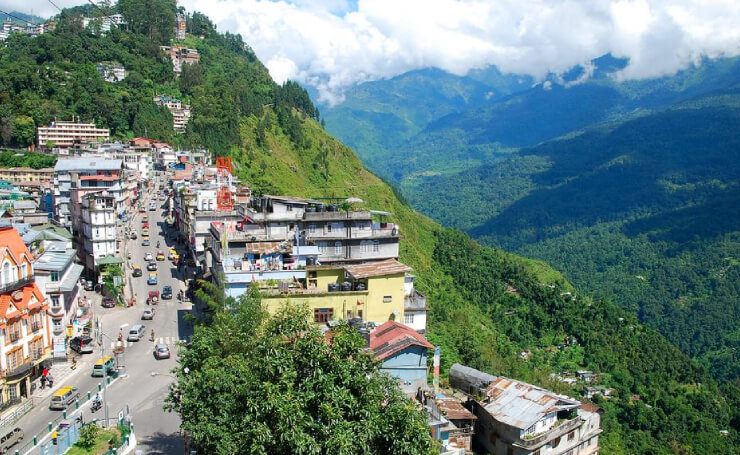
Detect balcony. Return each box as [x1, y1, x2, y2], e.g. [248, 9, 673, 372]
[0, 275, 34, 294]
[4, 361, 33, 380]
[52, 324, 64, 335]
[49, 305, 65, 318]
[8, 332, 20, 343]
[515, 417, 583, 449]
[31, 322, 42, 332]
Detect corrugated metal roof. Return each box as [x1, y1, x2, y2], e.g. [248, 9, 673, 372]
[34, 249, 74, 272]
[370, 321, 433, 361]
[482, 376, 581, 429]
[343, 259, 412, 279]
[436, 397, 477, 421]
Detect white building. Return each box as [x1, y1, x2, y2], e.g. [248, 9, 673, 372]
[403, 274, 428, 333]
[37, 121, 110, 149]
[96, 62, 127, 82]
[78, 191, 119, 274]
[53, 158, 123, 229]
[153, 95, 191, 132]
[175, 12, 186, 41]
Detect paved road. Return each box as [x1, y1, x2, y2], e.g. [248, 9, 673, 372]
[16, 176, 192, 454]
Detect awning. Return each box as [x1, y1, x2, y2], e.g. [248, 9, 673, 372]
[97, 255, 124, 266]
[58, 263, 84, 292]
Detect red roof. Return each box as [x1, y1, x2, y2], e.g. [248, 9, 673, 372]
[370, 321, 433, 361]
[0, 284, 46, 325]
[0, 226, 34, 265]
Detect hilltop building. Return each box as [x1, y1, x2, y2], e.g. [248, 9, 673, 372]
[37, 120, 110, 149]
[96, 61, 126, 82]
[153, 95, 191, 132]
[0, 227, 51, 407]
[175, 12, 186, 41]
[159, 45, 199, 76]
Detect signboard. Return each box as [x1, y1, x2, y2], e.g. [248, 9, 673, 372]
[53, 336, 67, 359]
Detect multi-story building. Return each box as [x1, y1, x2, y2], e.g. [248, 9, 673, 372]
[77, 191, 119, 275]
[96, 61, 127, 82]
[81, 14, 126, 34]
[37, 121, 110, 149]
[0, 167, 54, 189]
[153, 95, 191, 132]
[450, 364, 602, 455]
[175, 12, 186, 41]
[0, 226, 51, 407]
[33, 240, 84, 352]
[53, 158, 124, 229]
[403, 274, 428, 333]
[159, 45, 199, 75]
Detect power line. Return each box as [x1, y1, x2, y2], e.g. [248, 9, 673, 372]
[0, 9, 38, 26]
[45, 0, 62, 12]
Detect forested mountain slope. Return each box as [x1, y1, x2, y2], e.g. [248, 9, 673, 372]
[406, 94, 740, 383]
[1, 4, 738, 453]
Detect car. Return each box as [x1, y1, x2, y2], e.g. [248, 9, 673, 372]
[132, 266, 143, 277]
[147, 273, 158, 285]
[141, 309, 154, 320]
[149, 205, 156, 211]
[159, 194, 166, 201]
[156, 251, 165, 261]
[142, 228, 150, 237]
[142, 222, 149, 229]
[161, 285, 172, 300]
[84, 279, 94, 291]
[70, 335, 94, 354]
[168, 248, 177, 260]
[142, 215, 148, 222]
[144, 252, 154, 262]
[147, 261, 157, 271]
[154, 343, 170, 360]
[102, 297, 116, 308]
[142, 238, 150, 247]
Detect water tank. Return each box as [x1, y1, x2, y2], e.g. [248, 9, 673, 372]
[328, 204, 338, 212]
[328, 283, 339, 292]
[341, 281, 352, 292]
[317, 204, 326, 212]
[355, 282, 366, 291]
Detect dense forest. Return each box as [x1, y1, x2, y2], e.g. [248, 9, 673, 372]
[2, 3, 738, 452]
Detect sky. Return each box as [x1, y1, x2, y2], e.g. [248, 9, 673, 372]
[11, 0, 740, 105]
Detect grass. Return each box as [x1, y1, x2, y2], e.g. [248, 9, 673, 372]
[66, 428, 121, 455]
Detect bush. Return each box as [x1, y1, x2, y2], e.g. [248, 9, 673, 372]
[77, 424, 100, 450]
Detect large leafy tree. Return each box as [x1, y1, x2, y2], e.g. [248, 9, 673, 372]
[167, 285, 436, 455]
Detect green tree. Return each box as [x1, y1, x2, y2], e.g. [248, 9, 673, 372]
[12, 115, 35, 147]
[167, 286, 436, 455]
[118, 0, 176, 44]
[76, 423, 100, 450]
[102, 264, 124, 304]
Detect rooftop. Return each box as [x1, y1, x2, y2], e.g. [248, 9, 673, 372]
[54, 158, 122, 172]
[343, 259, 412, 279]
[34, 248, 75, 272]
[481, 376, 581, 430]
[435, 397, 477, 421]
[369, 321, 434, 361]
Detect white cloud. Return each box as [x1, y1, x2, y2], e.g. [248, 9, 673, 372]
[17, 0, 740, 104]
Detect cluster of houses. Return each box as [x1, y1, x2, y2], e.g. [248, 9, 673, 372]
[0, 18, 51, 41]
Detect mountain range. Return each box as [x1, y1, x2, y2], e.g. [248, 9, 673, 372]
[321, 55, 740, 383]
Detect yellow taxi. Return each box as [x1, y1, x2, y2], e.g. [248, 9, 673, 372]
[142, 228, 150, 236]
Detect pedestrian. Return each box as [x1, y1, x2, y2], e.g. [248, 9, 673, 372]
[47, 374, 54, 388]
[40, 374, 46, 389]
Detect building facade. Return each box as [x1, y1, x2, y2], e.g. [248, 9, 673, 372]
[77, 191, 118, 275]
[153, 95, 191, 132]
[0, 227, 51, 408]
[96, 62, 127, 82]
[53, 158, 124, 229]
[37, 121, 110, 149]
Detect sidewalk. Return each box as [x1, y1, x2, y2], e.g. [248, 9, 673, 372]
[31, 360, 81, 400]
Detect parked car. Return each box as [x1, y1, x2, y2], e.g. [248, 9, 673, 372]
[70, 335, 94, 354]
[156, 251, 165, 261]
[147, 273, 158, 285]
[84, 280, 94, 291]
[102, 297, 115, 308]
[144, 252, 154, 262]
[147, 261, 158, 271]
[132, 266, 143, 277]
[154, 343, 170, 360]
[141, 309, 154, 320]
[161, 285, 172, 300]
[142, 238, 150, 247]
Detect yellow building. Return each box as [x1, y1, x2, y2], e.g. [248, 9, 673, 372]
[262, 259, 411, 325]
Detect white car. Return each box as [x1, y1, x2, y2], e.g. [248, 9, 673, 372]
[144, 252, 154, 262]
[141, 309, 154, 320]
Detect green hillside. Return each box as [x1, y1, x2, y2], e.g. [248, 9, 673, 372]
[2, 4, 738, 453]
[406, 95, 740, 383]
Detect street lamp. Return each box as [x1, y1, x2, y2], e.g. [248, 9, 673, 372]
[98, 323, 128, 428]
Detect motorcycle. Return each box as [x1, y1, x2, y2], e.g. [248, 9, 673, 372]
[91, 400, 102, 413]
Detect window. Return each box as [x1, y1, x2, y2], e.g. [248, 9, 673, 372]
[318, 242, 327, 253]
[404, 313, 414, 324]
[357, 222, 367, 231]
[326, 223, 332, 233]
[50, 271, 60, 282]
[568, 431, 575, 441]
[6, 348, 22, 370]
[383, 295, 392, 303]
[372, 240, 379, 252]
[334, 241, 342, 255]
[308, 224, 316, 234]
[286, 204, 293, 211]
[357, 310, 363, 319]
[51, 296, 60, 307]
[2, 262, 11, 284]
[314, 308, 333, 323]
[21, 263, 28, 278]
[360, 240, 370, 253]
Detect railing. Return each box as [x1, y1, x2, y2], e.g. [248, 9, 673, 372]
[0, 275, 34, 294]
[3, 361, 33, 379]
[31, 322, 42, 332]
[9, 332, 20, 343]
[517, 417, 583, 448]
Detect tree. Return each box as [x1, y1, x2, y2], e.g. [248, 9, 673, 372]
[167, 286, 436, 455]
[101, 264, 124, 304]
[12, 115, 35, 147]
